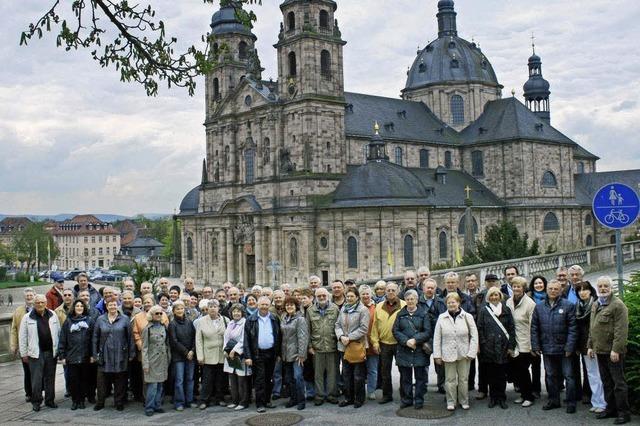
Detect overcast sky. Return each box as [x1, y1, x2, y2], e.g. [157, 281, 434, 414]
[1, 0, 639, 216]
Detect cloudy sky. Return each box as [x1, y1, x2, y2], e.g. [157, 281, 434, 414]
[1, 0, 639, 216]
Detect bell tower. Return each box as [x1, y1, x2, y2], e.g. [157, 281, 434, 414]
[274, 0, 346, 100]
[523, 40, 551, 124]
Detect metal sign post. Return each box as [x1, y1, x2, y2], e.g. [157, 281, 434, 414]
[592, 183, 640, 298]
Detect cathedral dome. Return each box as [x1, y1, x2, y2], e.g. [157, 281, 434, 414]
[404, 36, 500, 92]
[210, 4, 256, 39]
[333, 161, 429, 207]
[179, 186, 200, 215]
[523, 75, 550, 95]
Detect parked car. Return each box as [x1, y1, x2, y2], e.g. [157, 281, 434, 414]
[64, 269, 86, 281]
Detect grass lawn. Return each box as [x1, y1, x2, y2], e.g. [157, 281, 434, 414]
[0, 280, 49, 289]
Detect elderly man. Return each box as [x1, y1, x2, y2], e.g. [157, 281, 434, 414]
[418, 279, 447, 394]
[269, 289, 286, 400]
[155, 277, 170, 298]
[46, 272, 65, 310]
[556, 266, 569, 292]
[371, 282, 406, 404]
[216, 289, 230, 318]
[330, 280, 345, 310]
[563, 264, 590, 403]
[95, 287, 115, 315]
[202, 286, 214, 301]
[19, 294, 61, 411]
[306, 287, 340, 405]
[119, 290, 140, 318]
[531, 279, 578, 413]
[183, 278, 196, 296]
[442, 272, 476, 316]
[73, 273, 100, 308]
[280, 283, 291, 297]
[399, 270, 419, 300]
[140, 281, 153, 299]
[261, 286, 274, 300]
[308, 275, 322, 291]
[588, 276, 631, 424]
[564, 265, 585, 304]
[250, 285, 263, 300]
[270, 290, 286, 319]
[122, 279, 136, 294]
[222, 281, 233, 294]
[244, 296, 282, 413]
[54, 288, 75, 326]
[417, 266, 431, 287]
[11, 287, 36, 402]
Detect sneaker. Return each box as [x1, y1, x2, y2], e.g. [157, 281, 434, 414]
[514, 398, 524, 404]
[447, 405, 455, 411]
[589, 406, 597, 412]
[227, 403, 237, 409]
[368, 393, 376, 401]
[199, 403, 208, 410]
[234, 405, 246, 411]
[462, 404, 470, 410]
[593, 408, 605, 414]
[176, 406, 184, 412]
[256, 407, 266, 413]
[522, 400, 533, 408]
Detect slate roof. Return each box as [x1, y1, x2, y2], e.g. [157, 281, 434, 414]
[332, 160, 503, 208]
[344, 92, 459, 144]
[574, 144, 600, 160]
[179, 186, 200, 215]
[574, 170, 640, 206]
[461, 97, 576, 145]
[124, 237, 164, 249]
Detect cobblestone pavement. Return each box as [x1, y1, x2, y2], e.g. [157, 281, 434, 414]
[0, 359, 613, 426]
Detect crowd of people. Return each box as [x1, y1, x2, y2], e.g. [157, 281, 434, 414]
[7, 266, 631, 424]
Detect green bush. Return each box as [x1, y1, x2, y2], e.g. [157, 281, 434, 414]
[0, 267, 6, 281]
[625, 273, 640, 413]
[15, 272, 30, 282]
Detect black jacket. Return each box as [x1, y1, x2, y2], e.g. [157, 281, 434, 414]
[58, 315, 94, 364]
[477, 303, 516, 364]
[243, 311, 282, 361]
[418, 295, 446, 336]
[392, 306, 432, 368]
[441, 288, 476, 317]
[168, 316, 196, 362]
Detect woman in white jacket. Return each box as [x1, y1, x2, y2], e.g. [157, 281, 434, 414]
[433, 292, 478, 411]
[223, 303, 251, 411]
[195, 299, 228, 409]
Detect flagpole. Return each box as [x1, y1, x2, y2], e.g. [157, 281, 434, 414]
[35, 239, 39, 273]
[48, 240, 51, 270]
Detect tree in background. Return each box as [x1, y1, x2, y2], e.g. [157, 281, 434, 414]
[624, 272, 640, 413]
[474, 220, 540, 263]
[12, 222, 60, 271]
[21, 0, 261, 96]
[0, 242, 16, 266]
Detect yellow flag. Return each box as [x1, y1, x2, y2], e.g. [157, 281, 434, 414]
[386, 246, 394, 274]
[454, 236, 462, 266]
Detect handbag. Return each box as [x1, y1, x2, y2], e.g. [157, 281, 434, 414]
[485, 305, 519, 358]
[342, 308, 366, 364]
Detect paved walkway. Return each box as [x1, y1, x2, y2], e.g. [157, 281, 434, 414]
[0, 359, 612, 426]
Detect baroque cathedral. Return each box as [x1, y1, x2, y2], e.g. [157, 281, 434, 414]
[178, 0, 639, 286]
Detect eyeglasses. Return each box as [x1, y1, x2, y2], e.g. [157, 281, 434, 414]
[154, 312, 163, 316]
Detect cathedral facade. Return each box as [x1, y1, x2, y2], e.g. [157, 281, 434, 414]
[178, 0, 638, 286]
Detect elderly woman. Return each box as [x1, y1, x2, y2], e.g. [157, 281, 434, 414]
[433, 292, 478, 411]
[528, 275, 547, 398]
[392, 289, 432, 410]
[373, 281, 387, 304]
[244, 294, 258, 317]
[477, 287, 516, 409]
[195, 299, 228, 409]
[158, 293, 173, 321]
[280, 296, 309, 410]
[169, 301, 196, 411]
[224, 303, 251, 411]
[142, 305, 171, 417]
[92, 300, 135, 411]
[359, 284, 379, 401]
[575, 281, 606, 414]
[58, 299, 94, 410]
[335, 287, 370, 408]
[506, 276, 537, 407]
[588, 276, 630, 424]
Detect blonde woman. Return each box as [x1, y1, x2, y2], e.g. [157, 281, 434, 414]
[433, 292, 478, 411]
[142, 305, 170, 416]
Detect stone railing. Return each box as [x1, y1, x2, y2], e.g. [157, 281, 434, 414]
[361, 240, 640, 288]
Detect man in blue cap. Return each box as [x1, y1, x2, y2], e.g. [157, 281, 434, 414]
[45, 272, 65, 310]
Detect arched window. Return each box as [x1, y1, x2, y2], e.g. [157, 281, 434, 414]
[450, 95, 464, 125]
[287, 11, 296, 31]
[347, 236, 358, 269]
[319, 10, 329, 28]
[471, 150, 484, 176]
[439, 231, 448, 259]
[444, 150, 452, 168]
[213, 77, 220, 100]
[244, 148, 255, 184]
[238, 41, 248, 60]
[320, 50, 331, 78]
[404, 235, 414, 267]
[585, 213, 592, 226]
[419, 149, 429, 168]
[288, 51, 297, 77]
[186, 237, 193, 261]
[289, 237, 298, 267]
[541, 171, 557, 188]
[263, 138, 270, 165]
[586, 235, 593, 246]
[457, 214, 479, 235]
[577, 161, 585, 174]
[543, 212, 560, 231]
[395, 146, 403, 166]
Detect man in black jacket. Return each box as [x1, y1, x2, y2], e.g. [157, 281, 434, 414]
[419, 279, 446, 394]
[244, 296, 282, 413]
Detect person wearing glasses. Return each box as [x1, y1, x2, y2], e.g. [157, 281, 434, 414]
[399, 270, 419, 300]
[142, 306, 170, 417]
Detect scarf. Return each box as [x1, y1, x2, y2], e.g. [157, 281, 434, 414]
[70, 317, 89, 333]
[246, 307, 258, 317]
[576, 297, 593, 320]
[343, 300, 360, 314]
[532, 290, 546, 304]
[598, 296, 611, 306]
[490, 302, 502, 316]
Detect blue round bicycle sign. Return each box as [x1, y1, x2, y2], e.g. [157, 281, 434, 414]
[592, 183, 640, 229]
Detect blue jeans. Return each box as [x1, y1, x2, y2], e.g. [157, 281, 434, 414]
[543, 354, 576, 406]
[283, 361, 305, 405]
[173, 360, 195, 408]
[145, 383, 163, 413]
[272, 360, 283, 396]
[366, 355, 379, 395]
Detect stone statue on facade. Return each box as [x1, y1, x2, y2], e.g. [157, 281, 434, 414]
[233, 216, 255, 245]
[246, 48, 263, 82]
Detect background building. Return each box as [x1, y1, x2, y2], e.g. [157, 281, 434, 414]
[52, 215, 120, 270]
[178, 0, 640, 286]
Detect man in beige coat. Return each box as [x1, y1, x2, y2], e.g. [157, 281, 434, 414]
[10, 287, 36, 403]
